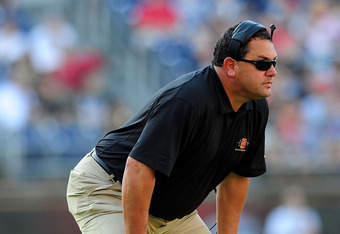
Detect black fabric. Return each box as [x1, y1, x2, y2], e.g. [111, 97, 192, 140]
[95, 65, 268, 220]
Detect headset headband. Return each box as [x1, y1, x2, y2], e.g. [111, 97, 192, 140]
[228, 20, 271, 60]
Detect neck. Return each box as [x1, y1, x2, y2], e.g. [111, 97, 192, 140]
[214, 65, 247, 112]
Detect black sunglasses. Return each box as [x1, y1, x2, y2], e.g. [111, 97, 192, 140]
[238, 56, 278, 71]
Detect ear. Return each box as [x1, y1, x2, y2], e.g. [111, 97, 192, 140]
[223, 57, 236, 78]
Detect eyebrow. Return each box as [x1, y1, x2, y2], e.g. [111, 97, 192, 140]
[257, 55, 277, 60]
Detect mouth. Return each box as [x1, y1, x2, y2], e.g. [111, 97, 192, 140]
[263, 81, 272, 88]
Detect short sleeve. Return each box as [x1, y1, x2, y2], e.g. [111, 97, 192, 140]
[232, 130, 266, 177]
[129, 98, 194, 177]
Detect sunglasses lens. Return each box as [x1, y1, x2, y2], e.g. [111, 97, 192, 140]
[240, 57, 278, 71]
[256, 60, 276, 71]
[272, 60, 277, 68]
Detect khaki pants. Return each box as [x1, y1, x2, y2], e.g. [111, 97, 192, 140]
[66, 151, 210, 234]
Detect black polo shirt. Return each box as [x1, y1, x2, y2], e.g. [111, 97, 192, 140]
[96, 65, 268, 220]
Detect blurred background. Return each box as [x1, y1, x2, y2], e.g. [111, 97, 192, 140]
[0, 0, 339, 233]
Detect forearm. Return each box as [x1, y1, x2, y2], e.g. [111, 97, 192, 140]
[122, 157, 155, 234]
[216, 172, 250, 234]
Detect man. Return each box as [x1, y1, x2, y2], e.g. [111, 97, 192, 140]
[67, 20, 278, 234]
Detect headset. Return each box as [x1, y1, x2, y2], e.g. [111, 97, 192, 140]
[228, 20, 276, 60]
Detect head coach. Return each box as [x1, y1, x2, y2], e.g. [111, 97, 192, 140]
[67, 19, 278, 234]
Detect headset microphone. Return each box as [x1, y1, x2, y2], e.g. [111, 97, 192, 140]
[270, 24, 276, 39]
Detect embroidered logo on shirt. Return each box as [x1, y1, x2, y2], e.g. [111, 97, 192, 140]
[235, 138, 249, 152]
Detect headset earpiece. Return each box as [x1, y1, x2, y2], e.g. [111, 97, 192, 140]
[228, 20, 275, 60]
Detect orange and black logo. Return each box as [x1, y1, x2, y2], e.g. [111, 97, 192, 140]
[235, 138, 249, 152]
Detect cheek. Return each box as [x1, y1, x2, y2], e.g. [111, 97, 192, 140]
[242, 76, 265, 95]
[237, 68, 262, 91]
[240, 74, 257, 88]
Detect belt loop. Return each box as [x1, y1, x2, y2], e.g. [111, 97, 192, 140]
[108, 174, 115, 183]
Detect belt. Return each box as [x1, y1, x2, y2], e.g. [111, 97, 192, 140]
[91, 150, 112, 175]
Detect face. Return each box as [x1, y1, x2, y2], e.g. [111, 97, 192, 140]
[234, 38, 277, 100]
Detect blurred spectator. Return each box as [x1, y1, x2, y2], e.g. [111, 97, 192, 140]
[0, 66, 36, 132]
[263, 185, 322, 234]
[53, 49, 104, 90]
[0, 77, 29, 131]
[0, 0, 32, 31]
[213, 0, 243, 22]
[152, 36, 198, 80]
[109, 101, 134, 130]
[73, 50, 110, 131]
[0, 20, 27, 67]
[0, 0, 32, 78]
[276, 101, 302, 149]
[172, 0, 214, 37]
[129, 0, 179, 48]
[108, 0, 139, 19]
[303, 2, 340, 72]
[28, 12, 78, 74]
[189, 22, 217, 67]
[0, 59, 38, 176]
[300, 89, 328, 153]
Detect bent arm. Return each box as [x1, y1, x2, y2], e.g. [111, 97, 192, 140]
[122, 156, 156, 234]
[216, 172, 250, 234]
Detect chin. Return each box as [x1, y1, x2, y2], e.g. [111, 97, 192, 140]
[253, 93, 271, 100]
[262, 90, 272, 98]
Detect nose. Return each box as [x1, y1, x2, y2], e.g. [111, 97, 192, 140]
[266, 65, 277, 77]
